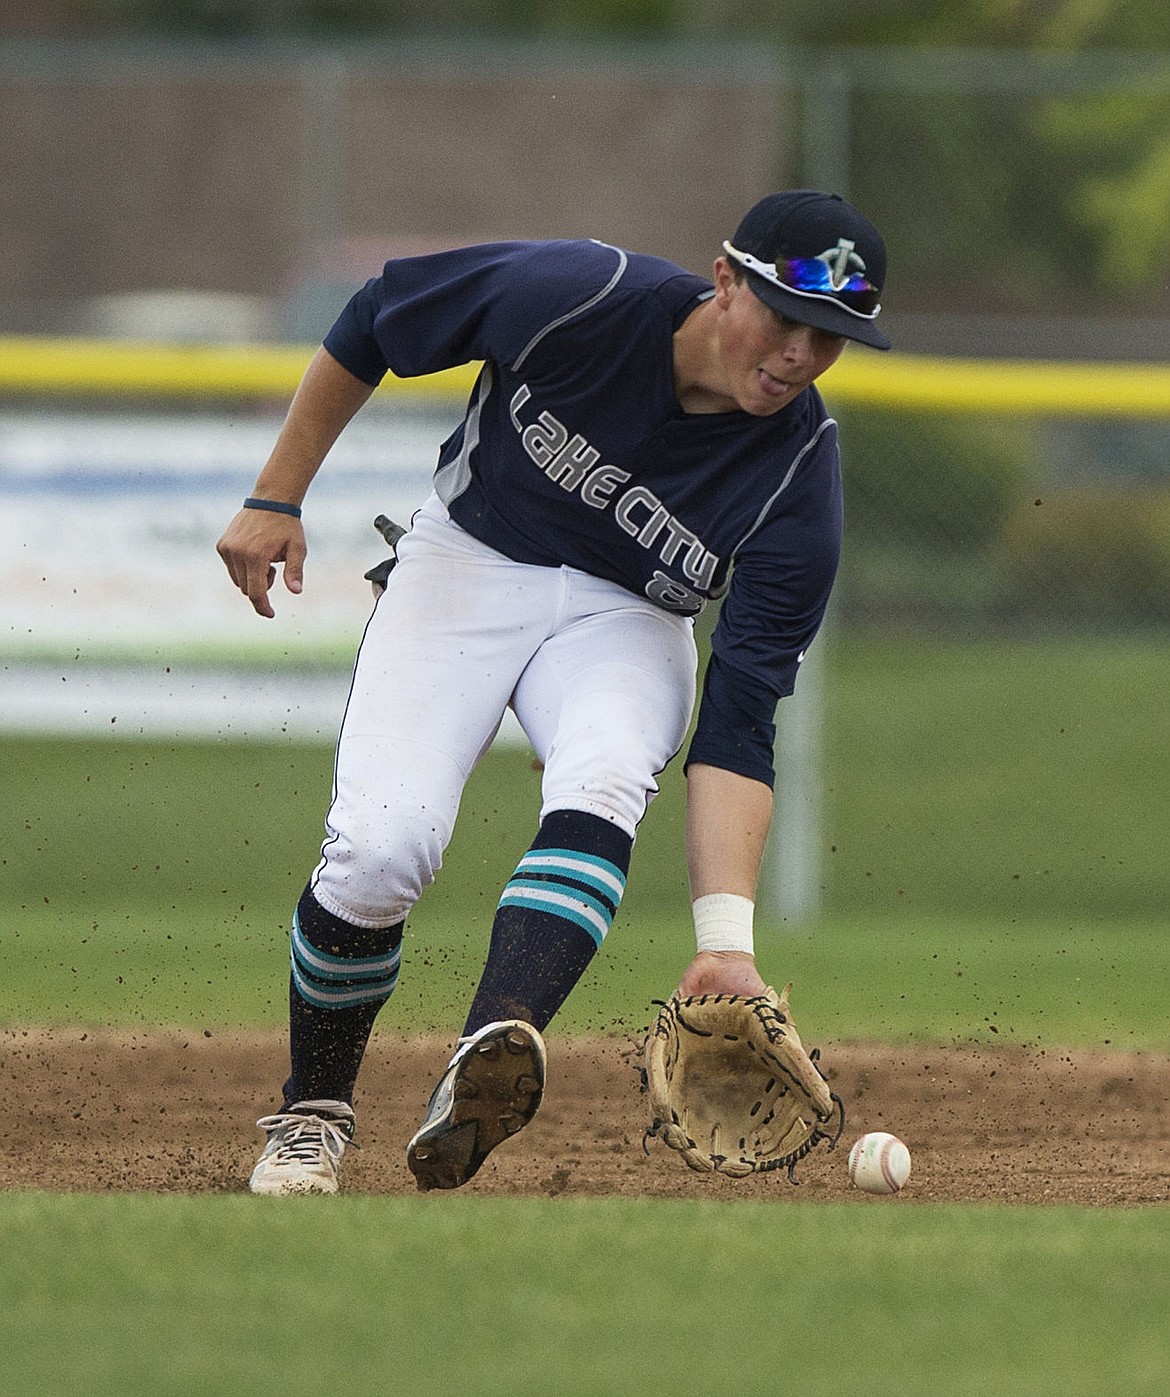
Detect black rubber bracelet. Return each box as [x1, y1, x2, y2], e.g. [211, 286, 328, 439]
[243, 497, 302, 519]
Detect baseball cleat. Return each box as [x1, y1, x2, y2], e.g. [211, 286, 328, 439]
[407, 1020, 546, 1191]
[248, 1099, 356, 1196]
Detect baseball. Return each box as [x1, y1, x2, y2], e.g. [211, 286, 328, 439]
[848, 1132, 912, 1194]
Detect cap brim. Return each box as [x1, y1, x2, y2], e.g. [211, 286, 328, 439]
[745, 270, 891, 351]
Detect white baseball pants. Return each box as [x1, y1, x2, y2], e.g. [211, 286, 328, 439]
[311, 493, 698, 928]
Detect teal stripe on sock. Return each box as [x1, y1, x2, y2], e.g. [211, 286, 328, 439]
[291, 914, 401, 982]
[290, 911, 401, 1009]
[517, 848, 626, 902]
[498, 884, 611, 948]
[291, 961, 399, 1010]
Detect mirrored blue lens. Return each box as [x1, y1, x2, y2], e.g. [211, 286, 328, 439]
[775, 257, 881, 314]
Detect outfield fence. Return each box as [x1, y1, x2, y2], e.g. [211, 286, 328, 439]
[3, 334, 1167, 919]
[4, 333, 1170, 414]
[4, 331, 1167, 652]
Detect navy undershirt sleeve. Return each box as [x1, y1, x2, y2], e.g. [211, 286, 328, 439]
[685, 652, 780, 788]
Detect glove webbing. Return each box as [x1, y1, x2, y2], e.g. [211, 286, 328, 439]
[641, 993, 846, 1181]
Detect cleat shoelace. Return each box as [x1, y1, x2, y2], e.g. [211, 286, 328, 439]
[255, 1112, 357, 1166]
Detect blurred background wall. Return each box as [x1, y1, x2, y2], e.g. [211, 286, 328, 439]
[0, 38, 784, 340]
[1, 11, 1169, 357]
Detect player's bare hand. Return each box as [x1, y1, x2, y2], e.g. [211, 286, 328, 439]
[216, 508, 307, 618]
[675, 949, 769, 1000]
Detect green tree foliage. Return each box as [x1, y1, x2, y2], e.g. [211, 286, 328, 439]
[67, 0, 673, 36]
[60, 0, 1170, 47]
[845, 84, 1107, 314]
[1012, 0, 1170, 294]
[1038, 87, 1170, 292]
[57, 0, 1170, 296]
[1033, 0, 1170, 50]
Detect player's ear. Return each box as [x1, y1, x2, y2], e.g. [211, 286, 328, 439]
[712, 257, 738, 307]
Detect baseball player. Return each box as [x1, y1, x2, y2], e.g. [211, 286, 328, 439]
[216, 189, 890, 1195]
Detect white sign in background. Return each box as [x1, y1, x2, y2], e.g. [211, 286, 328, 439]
[1, 406, 452, 655]
[0, 405, 538, 742]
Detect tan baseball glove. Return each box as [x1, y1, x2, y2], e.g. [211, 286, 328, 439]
[643, 983, 844, 1180]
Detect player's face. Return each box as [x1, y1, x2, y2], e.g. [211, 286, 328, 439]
[712, 260, 847, 416]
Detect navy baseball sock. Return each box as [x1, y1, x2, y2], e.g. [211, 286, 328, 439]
[462, 810, 631, 1036]
[283, 886, 403, 1108]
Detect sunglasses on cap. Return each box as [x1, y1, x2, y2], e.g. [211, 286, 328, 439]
[722, 240, 882, 321]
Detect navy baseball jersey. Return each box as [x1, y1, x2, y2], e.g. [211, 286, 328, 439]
[324, 238, 843, 785]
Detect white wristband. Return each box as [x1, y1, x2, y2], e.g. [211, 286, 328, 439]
[692, 893, 755, 956]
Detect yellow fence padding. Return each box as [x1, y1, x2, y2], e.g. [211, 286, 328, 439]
[0, 334, 1168, 417]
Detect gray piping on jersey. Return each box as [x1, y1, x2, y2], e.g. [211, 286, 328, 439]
[434, 360, 494, 505]
[511, 241, 628, 373]
[734, 416, 837, 554]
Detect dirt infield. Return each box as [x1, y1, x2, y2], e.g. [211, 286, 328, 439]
[3, 1029, 1168, 1204]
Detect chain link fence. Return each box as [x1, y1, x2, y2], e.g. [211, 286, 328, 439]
[784, 47, 1170, 640]
[2, 37, 1166, 926]
[832, 405, 1170, 635]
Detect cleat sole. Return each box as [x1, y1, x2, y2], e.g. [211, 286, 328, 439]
[407, 1022, 545, 1191]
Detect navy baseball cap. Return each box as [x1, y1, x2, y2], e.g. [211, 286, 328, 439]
[723, 190, 890, 350]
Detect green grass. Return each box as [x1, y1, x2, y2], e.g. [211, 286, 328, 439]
[3, 633, 1168, 1396]
[7, 634, 1166, 927]
[824, 632, 1170, 920]
[2, 633, 1168, 1042]
[4, 901, 1167, 1048]
[2, 1194, 1168, 1396]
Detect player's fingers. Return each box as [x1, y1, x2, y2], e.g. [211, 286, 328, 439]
[216, 519, 264, 593]
[215, 531, 247, 592]
[282, 534, 308, 596]
[216, 511, 305, 617]
[215, 535, 273, 614]
[243, 560, 277, 618]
